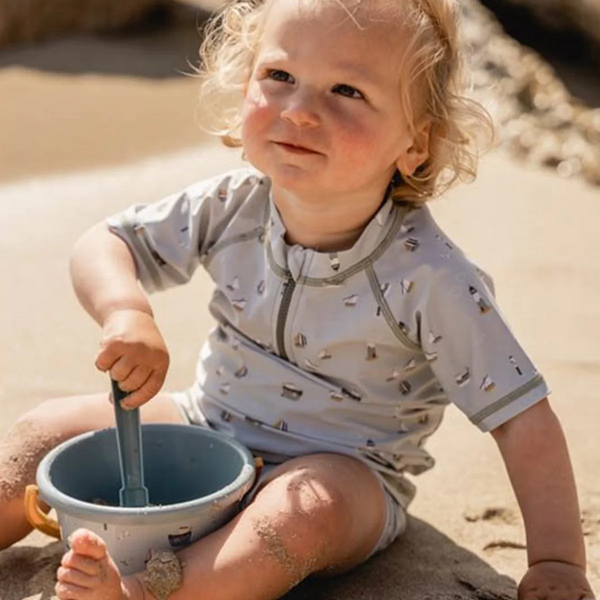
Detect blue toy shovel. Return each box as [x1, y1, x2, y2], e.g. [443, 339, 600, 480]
[111, 379, 149, 507]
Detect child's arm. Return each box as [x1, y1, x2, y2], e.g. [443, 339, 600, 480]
[71, 223, 153, 323]
[491, 398, 595, 599]
[70, 223, 169, 408]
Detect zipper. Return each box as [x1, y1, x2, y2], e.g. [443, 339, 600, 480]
[275, 271, 296, 360]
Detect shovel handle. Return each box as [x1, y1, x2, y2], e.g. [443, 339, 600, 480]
[111, 379, 149, 507]
[24, 484, 61, 539]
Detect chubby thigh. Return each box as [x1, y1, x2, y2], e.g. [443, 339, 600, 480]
[242, 453, 395, 575]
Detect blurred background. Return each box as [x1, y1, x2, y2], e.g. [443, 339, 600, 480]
[1, 0, 600, 186]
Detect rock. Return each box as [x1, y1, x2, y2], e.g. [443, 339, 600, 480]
[0, 0, 168, 47]
[461, 0, 600, 186]
[488, 0, 600, 54]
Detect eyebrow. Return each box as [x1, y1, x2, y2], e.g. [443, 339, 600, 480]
[330, 63, 381, 86]
[255, 49, 289, 64]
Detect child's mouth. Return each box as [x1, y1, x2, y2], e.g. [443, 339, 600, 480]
[274, 141, 320, 155]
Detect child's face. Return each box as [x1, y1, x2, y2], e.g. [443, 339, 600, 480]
[241, 0, 427, 199]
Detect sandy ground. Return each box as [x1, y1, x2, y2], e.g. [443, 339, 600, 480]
[1, 14, 599, 600]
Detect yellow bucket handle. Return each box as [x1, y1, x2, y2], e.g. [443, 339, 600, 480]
[24, 484, 61, 540]
[253, 456, 264, 482]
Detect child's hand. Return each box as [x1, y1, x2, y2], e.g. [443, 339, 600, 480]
[518, 560, 595, 600]
[95, 309, 170, 408]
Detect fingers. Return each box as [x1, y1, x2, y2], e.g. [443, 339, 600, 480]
[95, 341, 122, 374]
[111, 363, 153, 393]
[96, 355, 135, 382]
[119, 371, 165, 409]
[94, 310, 169, 406]
[95, 346, 168, 407]
[96, 348, 163, 389]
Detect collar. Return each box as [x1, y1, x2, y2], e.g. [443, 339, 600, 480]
[265, 185, 407, 283]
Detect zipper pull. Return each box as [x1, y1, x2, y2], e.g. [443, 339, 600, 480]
[282, 270, 292, 288]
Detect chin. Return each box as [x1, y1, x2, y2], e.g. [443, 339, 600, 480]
[270, 169, 326, 194]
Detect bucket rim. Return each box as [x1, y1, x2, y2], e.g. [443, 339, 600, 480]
[37, 424, 256, 522]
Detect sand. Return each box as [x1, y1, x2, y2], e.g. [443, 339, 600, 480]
[1, 7, 599, 600]
[254, 516, 310, 586]
[143, 551, 183, 600]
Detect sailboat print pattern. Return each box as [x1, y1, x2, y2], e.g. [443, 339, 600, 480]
[208, 252, 539, 452]
[108, 167, 550, 499]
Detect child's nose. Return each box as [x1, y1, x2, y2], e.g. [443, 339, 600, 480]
[280, 91, 320, 128]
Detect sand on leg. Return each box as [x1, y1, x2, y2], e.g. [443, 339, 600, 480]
[55, 453, 388, 600]
[0, 392, 184, 549]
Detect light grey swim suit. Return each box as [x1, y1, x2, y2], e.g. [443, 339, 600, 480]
[107, 168, 549, 556]
[171, 387, 405, 558]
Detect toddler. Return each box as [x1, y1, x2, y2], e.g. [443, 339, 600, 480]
[0, 0, 595, 599]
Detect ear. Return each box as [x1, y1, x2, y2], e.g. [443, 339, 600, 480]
[396, 120, 431, 178]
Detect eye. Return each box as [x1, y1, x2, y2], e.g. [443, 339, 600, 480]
[332, 83, 364, 99]
[266, 69, 295, 84]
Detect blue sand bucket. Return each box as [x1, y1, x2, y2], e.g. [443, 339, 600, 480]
[25, 424, 256, 575]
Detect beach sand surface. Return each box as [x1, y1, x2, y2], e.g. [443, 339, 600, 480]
[1, 17, 599, 600]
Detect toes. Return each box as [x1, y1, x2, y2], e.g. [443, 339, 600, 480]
[57, 566, 98, 589]
[62, 550, 102, 576]
[58, 529, 124, 600]
[68, 529, 108, 561]
[55, 580, 88, 600]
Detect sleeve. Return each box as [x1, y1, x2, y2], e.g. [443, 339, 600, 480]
[106, 169, 261, 293]
[416, 258, 550, 432]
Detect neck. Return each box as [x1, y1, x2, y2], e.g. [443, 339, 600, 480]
[272, 186, 388, 252]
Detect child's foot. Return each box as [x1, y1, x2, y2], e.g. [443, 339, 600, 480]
[55, 529, 143, 600]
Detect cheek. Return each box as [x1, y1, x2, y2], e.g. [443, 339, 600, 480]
[241, 95, 280, 170]
[241, 85, 277, 140]
[331, 110, 408, 166]
[330, 116, 387, 162]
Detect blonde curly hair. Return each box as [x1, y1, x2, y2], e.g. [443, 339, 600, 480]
[197, 0, 494, 202]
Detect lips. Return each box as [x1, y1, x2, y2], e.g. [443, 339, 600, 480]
[273, 141, 321, 155]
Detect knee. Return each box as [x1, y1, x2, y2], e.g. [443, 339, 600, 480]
[250, 481, 350, 580]
[13, 399, 65, 437]
[1, 402, 68, 498]
[254, 461, 356, 563]
[277, 466, 353, 535]
[14, 395, 93, 438]
[9, 397, 81, 457]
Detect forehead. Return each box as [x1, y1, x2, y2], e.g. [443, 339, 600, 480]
[259, 0, 410, 72]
